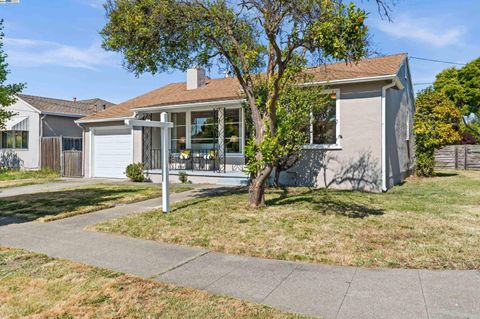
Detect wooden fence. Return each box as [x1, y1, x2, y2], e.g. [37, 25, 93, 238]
[40, 136, 83, 176]
[434, 145, 480, 170]
[40, 137, 61, 172]
[63, 150, 82, 177]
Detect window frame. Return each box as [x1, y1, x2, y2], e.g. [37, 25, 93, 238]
[224, 107, 244, 156]
[304, 88, 341, 150]
[167, 106, 245, 156]
[0, 130, 29, 150]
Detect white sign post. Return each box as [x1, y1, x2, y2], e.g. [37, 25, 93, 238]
[125, 112, 173, 213]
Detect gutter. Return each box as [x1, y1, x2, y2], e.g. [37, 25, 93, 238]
[132, 99, 244, 112]
[42, 111, 85, 118]
[301, 74, 397, 87]
[75, 116, 135, 124]
[381, 76, 404, 192]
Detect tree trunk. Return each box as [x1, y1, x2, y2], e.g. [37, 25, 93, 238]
[249, 181, 266, 207]
[248, 165, 272, 207]
[273, 165, 281, 188]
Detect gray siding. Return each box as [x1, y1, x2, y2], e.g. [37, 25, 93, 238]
[42, 115, 83, 137]
[385, 62, 415, 188]
[281, 81, 384, 192]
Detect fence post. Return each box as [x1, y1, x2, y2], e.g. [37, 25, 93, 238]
[464, 145, 468, 170]
[60, 136, 64, 176]
[454, 146, 458, 170]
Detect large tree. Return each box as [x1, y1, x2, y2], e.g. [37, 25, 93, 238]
[102, 0, 387, 207]
[0, 20, 25, 129]
[434, 57, 480, 138]
[414, 88, 462, 177]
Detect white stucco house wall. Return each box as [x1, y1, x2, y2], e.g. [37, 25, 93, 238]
[77, 53, 415, 191]
[1, 95, 113, 169]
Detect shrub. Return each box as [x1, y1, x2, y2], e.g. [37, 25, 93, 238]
[0, 150, 23, 172]
[178, 171, 189, 183]
[125, 163, 145, 182]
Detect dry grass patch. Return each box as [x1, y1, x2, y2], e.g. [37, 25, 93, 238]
[0, 183, 192, 222]
[0, 169, 60, 189]
[94, 170, 480, 270]
[0, 247, 304, 319]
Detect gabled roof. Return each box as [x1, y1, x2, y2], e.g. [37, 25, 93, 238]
[18, 94, 115, 117]
[78, 53, 406, 123]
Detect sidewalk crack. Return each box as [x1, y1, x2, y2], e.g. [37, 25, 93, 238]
[335, 267, 357, 319]
[261, 263, 298, 303]
[150, 251, 209, 279]
[418, 270, 430, 319]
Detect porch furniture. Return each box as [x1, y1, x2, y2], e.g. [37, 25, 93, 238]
[176, 149, 191, 170]
[203, 149, 218, 171]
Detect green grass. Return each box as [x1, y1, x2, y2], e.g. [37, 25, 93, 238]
[0, 183, 192, 222]
[94, 170, 480, 270]
[0, 247, 305, 319]
[0, 169, 60, 189]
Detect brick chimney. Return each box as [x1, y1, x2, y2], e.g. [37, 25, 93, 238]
[186, 67, 206, 90]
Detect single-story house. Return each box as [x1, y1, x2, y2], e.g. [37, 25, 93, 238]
[77, 53, 415, 191]
[2, 94, 113, 169]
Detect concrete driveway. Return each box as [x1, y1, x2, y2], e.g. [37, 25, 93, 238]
[0, 177, 128, 198]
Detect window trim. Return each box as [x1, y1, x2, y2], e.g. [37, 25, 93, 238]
[0, 130, 29, 150]
[167, 106, 245, 156]
[304, 88, 341, 150]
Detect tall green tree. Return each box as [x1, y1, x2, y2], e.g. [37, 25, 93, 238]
[414, 88, 462, 177]
[0, 20, 25, 129]
[434, 57, 480, 138]
[101, 0, 387, 207]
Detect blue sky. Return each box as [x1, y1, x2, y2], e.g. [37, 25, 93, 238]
[1, 0, 478, 103]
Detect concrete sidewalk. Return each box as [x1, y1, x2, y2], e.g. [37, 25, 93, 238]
[1, 187, 479, 319]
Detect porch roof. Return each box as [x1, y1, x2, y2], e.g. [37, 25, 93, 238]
[77, 53, 406, 124]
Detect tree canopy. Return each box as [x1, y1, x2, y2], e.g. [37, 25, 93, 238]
[0, 20, 25, 129]
[414, 88, 462, 177]
[102, 0, 387, 206]
[434, 57, 480, 137]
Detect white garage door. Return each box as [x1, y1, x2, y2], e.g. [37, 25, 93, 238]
[93, 128, 133, 178]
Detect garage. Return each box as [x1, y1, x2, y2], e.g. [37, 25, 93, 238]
[92, 127, 133, 178]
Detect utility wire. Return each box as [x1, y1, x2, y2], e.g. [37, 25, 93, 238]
[413, 82, 434, 86]
[410, 56, 466, 66]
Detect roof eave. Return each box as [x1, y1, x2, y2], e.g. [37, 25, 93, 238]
[42, 111, 87, 118]
[132, 99, 245, 113]
[301, 74, 397, 87]
[75, 116, 135, 124]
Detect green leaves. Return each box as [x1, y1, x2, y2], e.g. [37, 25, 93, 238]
[414, 88, 462, 176]
[434, 58, 480, 137]
[0, 19, 25, 130]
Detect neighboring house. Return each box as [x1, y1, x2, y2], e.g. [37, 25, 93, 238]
[77, 53, 415, 191]
[2, 94, 114, 169]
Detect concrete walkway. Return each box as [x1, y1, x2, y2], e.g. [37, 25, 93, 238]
[0, 187, 479, 319]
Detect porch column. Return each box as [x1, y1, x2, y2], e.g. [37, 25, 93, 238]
[217, 108, 225, 171]
[142, 113, 153, 169]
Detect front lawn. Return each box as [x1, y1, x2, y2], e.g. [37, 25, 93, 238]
[94, 170, 480, 270]
[0, 169, 60, 189]
[0, 247, 304, 319]
[0, 183, 192, 222]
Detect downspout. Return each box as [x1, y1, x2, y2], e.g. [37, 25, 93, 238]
[381, 81, 396, 192]
[39, 114, 46, 169]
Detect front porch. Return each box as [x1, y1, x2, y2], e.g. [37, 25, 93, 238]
[139, 105, 248, 185]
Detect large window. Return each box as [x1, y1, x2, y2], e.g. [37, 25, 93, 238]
[1, 130, 28, 149]
[170, 112, 186, 152]
[191, 110, 217, 150]
[310, 91, 339, 146]
[224, 108, 242, 153]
